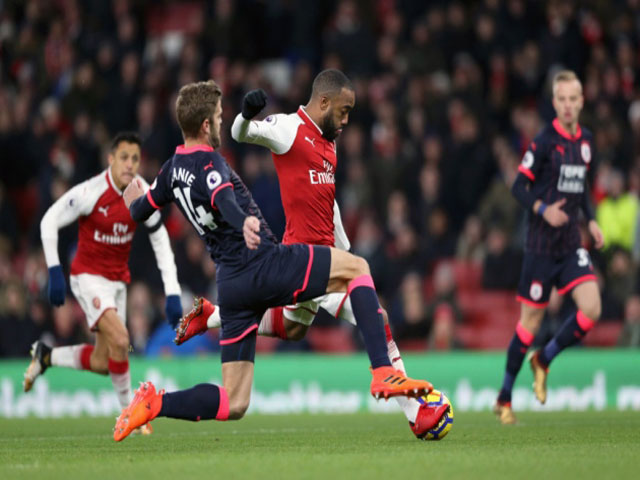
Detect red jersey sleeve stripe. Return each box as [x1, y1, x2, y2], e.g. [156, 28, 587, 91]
[518, 165, 535, 181]
[210, 182, 233, 207]
[146, 190, 160, 209]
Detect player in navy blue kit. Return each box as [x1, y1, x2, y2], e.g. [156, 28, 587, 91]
[494, 71, 605, 424]
[112, 80, 443, 441]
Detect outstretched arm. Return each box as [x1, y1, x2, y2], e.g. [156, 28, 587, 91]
[230, 89, 296, 154]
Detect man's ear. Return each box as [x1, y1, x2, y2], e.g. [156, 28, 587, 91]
[201, 118, 211, 135]
[319, 95, 331, 112]
[108, 153, 114, 167]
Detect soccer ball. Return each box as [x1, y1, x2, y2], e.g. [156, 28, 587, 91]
[414, 389, 454, 440]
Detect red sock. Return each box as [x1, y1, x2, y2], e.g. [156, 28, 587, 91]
[79, 345, 94, 370]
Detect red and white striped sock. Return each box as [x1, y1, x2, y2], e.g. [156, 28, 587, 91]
[108, 358, 132, 408]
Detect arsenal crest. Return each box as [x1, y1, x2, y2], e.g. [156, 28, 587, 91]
[581, 141, 591, 164]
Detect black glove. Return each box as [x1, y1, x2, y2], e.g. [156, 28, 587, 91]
[241, 89, 267, 119]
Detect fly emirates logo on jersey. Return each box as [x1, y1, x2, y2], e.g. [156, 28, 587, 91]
[309, 159, 335, 185]
[93, 222, 134, 245]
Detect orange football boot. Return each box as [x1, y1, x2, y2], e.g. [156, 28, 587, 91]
[174, 297, 215, 345]
[114, 382, 164, 442]
[370, 366, 433, 400]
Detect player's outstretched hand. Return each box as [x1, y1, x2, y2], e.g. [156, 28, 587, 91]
[588, 219, 604, 249]
[243, 216, 261, 250]
[47, 265, 66, 306]
[123, 178, 145, 209]
[165, 295, 183, 328]
[542, 198, 569, 227]
[242, 89, 267, 119]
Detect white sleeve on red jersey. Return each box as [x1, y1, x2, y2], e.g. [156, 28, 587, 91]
[230, 112, 303, 155]
[333, 200, 351, 251]
[137, 175, 181, 296]
[40, 174, 106, 267]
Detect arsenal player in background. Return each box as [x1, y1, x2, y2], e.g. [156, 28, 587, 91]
[24, 132, 182, 433]
[494, 71, 604, 424]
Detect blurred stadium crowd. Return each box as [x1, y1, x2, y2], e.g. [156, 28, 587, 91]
[2, 0, 640, 358]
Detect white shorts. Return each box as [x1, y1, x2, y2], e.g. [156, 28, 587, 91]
[70, 273, 127, 330]
[283, 293, 355, 326]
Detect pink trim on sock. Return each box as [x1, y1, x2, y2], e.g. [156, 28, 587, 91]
[271, 306, 288, 340]
[292, 245, 314, 304]
[576, 310, 596, 331]
[79, 345, 94, 370]
[384, 324, 393, 342]
[216, 387, 229, 421]
[219, 324, 259, 345]
[515, 323, 534, 346]
[347, 274, 375, 296]
[108, 358, 129, 374]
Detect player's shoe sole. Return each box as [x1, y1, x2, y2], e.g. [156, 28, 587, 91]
[493, 402, 517, 425]
[23, 341, 51, 392]
[174, 297, 215, 345]
[410, 403, 450, 437]
[529, 351, 548, 404]
[370, 366, 433, 400]
[113, 382, 164, 442]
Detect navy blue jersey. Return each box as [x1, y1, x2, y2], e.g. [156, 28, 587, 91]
[147, 144, 277, 267]
[517, 119, 594, 256]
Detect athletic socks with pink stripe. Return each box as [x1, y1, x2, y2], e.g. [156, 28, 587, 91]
[158, 384, 229, 421]
[498, 323, 534, 404]
[538, 310, 595, 367]
[348, 275, 391, 369]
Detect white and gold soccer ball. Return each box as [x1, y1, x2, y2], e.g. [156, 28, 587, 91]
[414, 389, 454, 440]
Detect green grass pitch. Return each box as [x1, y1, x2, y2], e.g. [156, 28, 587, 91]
[1, 411, 638, 480]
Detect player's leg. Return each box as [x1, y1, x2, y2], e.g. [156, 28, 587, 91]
[495, 303, 545, 423]
[495, 252, 551, 422]
[114, 331, 256, 441]
[535, 280, 600, 373]
[531, 249, 599, 403]
[97, 308, 133, 409]
[23, 274, 111, 392]
[325, 248, 435, 400]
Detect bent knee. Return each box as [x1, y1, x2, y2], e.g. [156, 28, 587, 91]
[352, 256, 370, 278]
[108, 331, 130, 356]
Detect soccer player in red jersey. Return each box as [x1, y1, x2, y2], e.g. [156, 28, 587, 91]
[112, 80, 442, 441]
[175, 70, 432, 436]
[494, 71, 604, 424]
[24, 133, 182, 433]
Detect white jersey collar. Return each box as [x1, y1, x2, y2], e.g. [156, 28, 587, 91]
[106, 168, 123, 195]
[298, 106, 323, 136]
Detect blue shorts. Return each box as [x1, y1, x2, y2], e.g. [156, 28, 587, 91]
[516, 248, 597, 308]
[216, 243, 331, 346]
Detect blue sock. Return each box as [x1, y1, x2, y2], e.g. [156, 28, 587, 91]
[159, 384, 227, 421]
[498, 325, 533, 404]
[348, 276, 391, 369]
[539, 310, 594, 367]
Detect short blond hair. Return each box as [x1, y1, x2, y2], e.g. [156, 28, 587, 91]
[552, 70, 582, 94]
[176, 80, 222, 138]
